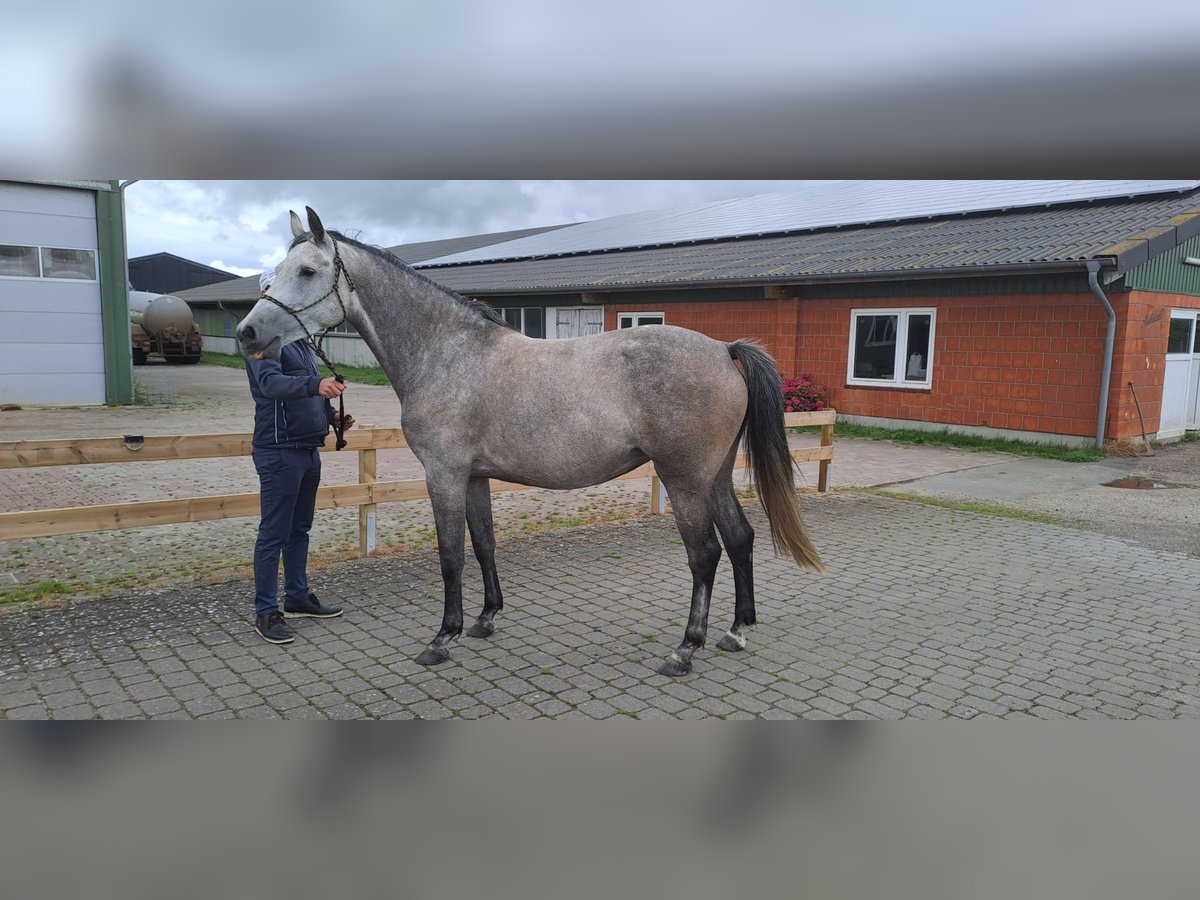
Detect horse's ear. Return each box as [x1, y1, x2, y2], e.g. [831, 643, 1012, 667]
[289, 210, 304, 239]
[306, 207, 327, 245]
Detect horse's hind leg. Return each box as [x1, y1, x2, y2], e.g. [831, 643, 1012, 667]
[713, 486, 756, 653]
[658, 484, 722, 678]
[465, 477, 503, 639]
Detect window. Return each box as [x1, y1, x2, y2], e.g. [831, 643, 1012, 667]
[618, 312, 665, 328]
[41, 247, 96, 280]
[848, 308, 935, 388]
[498, 307, 545, 338]
[0, 244, 97, 280]
[0, 245, 40, 277]
[1167, 316, 1195, 355]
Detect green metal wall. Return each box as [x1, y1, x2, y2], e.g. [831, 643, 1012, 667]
[94, 182, 133, 405]
[1123, 233, 1200, 296]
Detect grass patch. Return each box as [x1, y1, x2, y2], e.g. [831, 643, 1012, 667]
[200, 351, 392, 386]
[859, 487, 1062, 524]
[792, 422, 1104, 462]
[0, 579, 74, 606]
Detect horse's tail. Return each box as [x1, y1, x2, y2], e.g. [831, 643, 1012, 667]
[728, 340, 825, 572]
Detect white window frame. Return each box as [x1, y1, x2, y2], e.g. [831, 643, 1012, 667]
[0, 243, 97, 282]
[618, 311, 665, 328]
[1166, 312, 1198, 357]
[39, 246, 97, 281]
[0, 244, 41, 279]
[846, 307, 936, 389]
[496, 306, 546, 338]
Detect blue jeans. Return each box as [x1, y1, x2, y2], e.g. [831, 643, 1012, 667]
[252, 446, 321, 616]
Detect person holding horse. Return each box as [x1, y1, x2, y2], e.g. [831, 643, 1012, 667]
[245, 267, 354, 644]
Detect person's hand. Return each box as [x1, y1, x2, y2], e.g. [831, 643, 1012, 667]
[318, 376, 346, 399]
[334, 413, 355, 431]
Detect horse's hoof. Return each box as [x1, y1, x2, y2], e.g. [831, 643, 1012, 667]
[716, 634, 746, 653]
[658, 657, 692, 677]
[415, 646, 451, 667]
[466, 620, 495, 639]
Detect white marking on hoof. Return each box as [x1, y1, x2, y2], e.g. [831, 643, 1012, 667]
[670, 650, 685, 665]
[723, 630, 747, 650]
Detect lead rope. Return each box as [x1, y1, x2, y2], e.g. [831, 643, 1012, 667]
[261, 243, 355, 450]
[309, 338, 347, 450]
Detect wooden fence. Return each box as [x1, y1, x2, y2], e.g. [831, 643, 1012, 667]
[0, 410, 835, 555]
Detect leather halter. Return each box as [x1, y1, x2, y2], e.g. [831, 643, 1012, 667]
[259, 240, 355, 450]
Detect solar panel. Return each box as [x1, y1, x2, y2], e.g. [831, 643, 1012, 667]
[418, 180, 1200, 267]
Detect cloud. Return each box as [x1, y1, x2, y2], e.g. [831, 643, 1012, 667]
[124, 180, 812, 271]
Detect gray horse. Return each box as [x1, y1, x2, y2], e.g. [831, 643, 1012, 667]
[237, 207, 823, 676]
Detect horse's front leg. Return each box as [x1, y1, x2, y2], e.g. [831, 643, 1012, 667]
[465, 477, 504, 639]
[415, 471, 469, 667]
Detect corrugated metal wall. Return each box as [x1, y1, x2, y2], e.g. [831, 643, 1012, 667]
[0, 182, 107, 406]
[1124, 234, 1200, 296]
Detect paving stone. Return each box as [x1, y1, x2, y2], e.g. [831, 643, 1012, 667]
[236, 705, 283, 720]
[139, 696, 183, 716]
[0, 689, 40, 711]
[97, 701, 142, 719]
[7, 705, 50, 719]
[52, 704, 97, 719]
[183, 695, 228, 716]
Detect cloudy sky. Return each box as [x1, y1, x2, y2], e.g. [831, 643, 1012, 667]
[124, 181, 810, 276]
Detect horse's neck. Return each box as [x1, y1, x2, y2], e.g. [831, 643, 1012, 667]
[345, 248, 491, 401]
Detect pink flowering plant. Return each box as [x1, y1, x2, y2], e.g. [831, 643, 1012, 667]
[782, 373, 829, 413]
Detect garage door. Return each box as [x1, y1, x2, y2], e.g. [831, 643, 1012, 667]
[0, 183, 104, 406]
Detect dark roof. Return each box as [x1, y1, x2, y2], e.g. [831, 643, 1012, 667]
[128, 252, 239, 280]
[417, 189, 1200, 295]
[176, 222, 573, 305]
[420, 180, 1200, 267]
[128, 251, 239, 295]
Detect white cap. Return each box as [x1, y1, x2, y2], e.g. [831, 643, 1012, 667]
[259, 268, 275, 291]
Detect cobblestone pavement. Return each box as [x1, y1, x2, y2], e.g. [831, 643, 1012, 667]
[4, 493, 1200, 720]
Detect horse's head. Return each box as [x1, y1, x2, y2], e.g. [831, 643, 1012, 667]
[236, 206, 349, 360]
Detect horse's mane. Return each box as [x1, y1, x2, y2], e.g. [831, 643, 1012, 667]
[289, 230, 516, 331]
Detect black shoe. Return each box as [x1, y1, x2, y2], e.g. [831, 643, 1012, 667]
[255, 610, 294, 644]
[283, 592, 343, 619]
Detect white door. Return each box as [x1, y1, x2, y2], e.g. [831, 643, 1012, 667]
[1160, 311, 1200, 438]
[550, 307, 603, 339]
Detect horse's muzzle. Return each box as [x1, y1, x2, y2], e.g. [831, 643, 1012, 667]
[236, 323, 280, 360]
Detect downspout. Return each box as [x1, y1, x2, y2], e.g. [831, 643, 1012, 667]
[1086, 260, 1116, 449]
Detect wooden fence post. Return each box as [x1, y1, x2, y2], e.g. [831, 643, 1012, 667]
[819, 420, 834, 493]
[650, 473, 669, 515]
[358, 424, 377, 556]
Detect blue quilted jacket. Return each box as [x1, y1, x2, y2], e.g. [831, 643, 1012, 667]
[244, 341, 335, 449]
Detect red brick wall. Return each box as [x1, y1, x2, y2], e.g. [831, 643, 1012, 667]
[604, 289, 1200, 441]
[797, 292, 1112, 438]
[604, 298, 801, 369]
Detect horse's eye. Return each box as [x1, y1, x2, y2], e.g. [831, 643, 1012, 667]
[299, 266, 316, 277]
